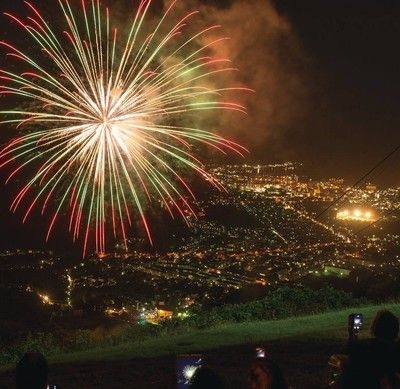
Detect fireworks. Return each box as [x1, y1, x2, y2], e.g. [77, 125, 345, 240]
[0, 0, 247, 254]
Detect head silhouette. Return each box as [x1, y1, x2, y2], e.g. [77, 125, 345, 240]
[16, 352, 48, 389]
[249, 358, 288, 389]
[371, 310, 399, 341]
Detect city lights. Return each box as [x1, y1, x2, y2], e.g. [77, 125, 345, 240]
[38, 293, 53, 305]
[336, 208, 377, 222]
[1, 163, 399, 330]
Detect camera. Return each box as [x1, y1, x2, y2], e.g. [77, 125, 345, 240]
[256, 347, 266, 358]
[348, 313, 363, 332]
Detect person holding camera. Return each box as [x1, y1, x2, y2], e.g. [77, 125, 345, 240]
[336, 310, 400, 388]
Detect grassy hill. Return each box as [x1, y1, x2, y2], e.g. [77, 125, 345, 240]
[1, 302, 399, 388]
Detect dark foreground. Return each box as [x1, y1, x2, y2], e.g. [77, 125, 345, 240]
[0, 337, 341, 388]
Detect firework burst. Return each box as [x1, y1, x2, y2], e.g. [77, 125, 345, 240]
[0, 0, 247, 255]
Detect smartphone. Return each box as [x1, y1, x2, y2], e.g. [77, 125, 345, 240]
[256, 347, 266, 358]
[176, 354, 203, 389]
[348, 313, 363, 332]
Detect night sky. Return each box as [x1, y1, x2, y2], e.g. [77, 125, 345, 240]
[0, 0, 400, 249]
[199, 0, 400, 185]
[271, 0, 400, 185]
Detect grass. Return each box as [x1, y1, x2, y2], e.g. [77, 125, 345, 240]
[37, 302, 400, 364]
[1, 302, 399, 388]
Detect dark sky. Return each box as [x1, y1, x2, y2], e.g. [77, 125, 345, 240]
[0, 0, 400, 250]
[202, 0, 400, 186]
[270, 0, 400, 185]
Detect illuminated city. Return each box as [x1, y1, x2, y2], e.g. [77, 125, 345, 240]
[1, 162, 399, 324]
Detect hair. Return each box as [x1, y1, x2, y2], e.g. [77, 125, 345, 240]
[371, 310, 399, 341]
[16, 352, 48, 389]
[249, 358, 289, 389]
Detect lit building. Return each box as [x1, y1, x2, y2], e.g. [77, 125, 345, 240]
[336, 208, 378, 222]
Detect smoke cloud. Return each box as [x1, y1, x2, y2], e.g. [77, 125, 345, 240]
[172, 0, 313, 161]
[113, 0, 313, 161]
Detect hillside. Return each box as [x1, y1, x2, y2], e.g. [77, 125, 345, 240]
[1, 303, 399, 388]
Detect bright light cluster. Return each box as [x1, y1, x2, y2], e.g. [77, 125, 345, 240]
[336, 208, 377, 222]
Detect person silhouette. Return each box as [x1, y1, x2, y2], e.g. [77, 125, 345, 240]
[16, 352, 48, 389]
[249, 358, 289, 389]
[340, 310, 400, 388]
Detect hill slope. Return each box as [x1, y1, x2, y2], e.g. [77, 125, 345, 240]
[1, 303, 399, 388]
